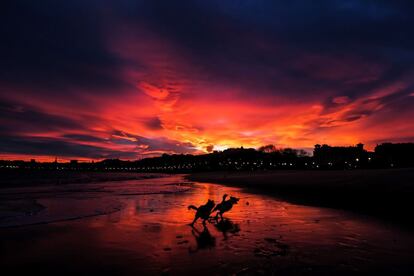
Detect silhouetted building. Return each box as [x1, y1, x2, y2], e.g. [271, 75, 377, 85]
[375, 143, 414, 168]
[313, 143, 367, 168]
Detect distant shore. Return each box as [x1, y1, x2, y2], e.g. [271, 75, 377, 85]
[187, 168, 414, 227]
[0, 170, 165, 189]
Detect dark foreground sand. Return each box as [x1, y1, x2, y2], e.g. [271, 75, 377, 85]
[188, 168, 414, 227]
[1, 175, 414, 275]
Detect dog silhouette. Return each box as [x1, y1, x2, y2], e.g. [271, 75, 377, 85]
[188, 199, 215, 226]
[213, 194, 239, 220]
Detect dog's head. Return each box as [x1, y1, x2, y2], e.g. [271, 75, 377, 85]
[206, 199, 215, 208]
[229, 196, 240, 204]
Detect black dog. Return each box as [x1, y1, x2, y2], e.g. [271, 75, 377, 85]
[188, 199, 215, 226]
[212, 194, 239, 220]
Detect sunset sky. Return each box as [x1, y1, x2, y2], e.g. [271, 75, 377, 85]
[1, 1, 414, 161]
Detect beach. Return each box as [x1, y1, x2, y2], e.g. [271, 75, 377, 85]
[188, 169, 414, 227]
[1, 173, 414, 274]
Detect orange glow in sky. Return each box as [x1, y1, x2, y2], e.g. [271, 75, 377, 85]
[1, 2, 414, 161]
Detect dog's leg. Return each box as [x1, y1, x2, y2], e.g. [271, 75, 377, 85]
[190, 215, 198, 226]
[214, 212, 219, 220]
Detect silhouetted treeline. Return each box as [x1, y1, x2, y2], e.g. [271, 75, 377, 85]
[1, 143, 414, 172]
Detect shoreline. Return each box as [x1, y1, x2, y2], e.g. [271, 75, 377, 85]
[187, 168, 414, 228]
[0, 171, 166, 189]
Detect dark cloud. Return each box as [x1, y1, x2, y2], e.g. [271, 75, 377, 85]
[110, 0, 414, 101]
[369, 136, 414, 146]
[0, 128, 197, 159]
[0, 135, 137, 159]
[0, 0, 130, 95]
[111, 130, 197, 154]
[2, 0, 414, 101]
[144, 117, 163, 130]
[62, 134, 107, 143]
[137, 136, 197, 154]
[0, 100, 83, 135]
[206, 145, 214, 153]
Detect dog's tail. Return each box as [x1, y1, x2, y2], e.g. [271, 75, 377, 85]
[188, 205, 198, 211]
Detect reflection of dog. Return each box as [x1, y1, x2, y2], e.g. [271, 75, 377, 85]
[190, 225, 216, 251]
[188, 199, 215, 226]
[213, 194, 239, 220]
[214, 218, 240, 240]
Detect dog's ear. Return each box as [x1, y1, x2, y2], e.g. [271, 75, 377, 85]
[231, 196, 240, 203]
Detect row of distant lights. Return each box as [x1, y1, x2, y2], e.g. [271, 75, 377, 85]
[0, 163, 333, 170]
[0, 157, 393, 170]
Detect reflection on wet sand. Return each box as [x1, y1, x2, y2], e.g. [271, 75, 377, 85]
[189, 218, 240, 252]
[190, 225, 216, 252]
[214, 218, 241, 240]
[1, 175, 414, 275]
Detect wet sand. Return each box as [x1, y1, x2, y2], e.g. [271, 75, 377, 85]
[188, 169, 414, 227]
[1, 175, 414, 275]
